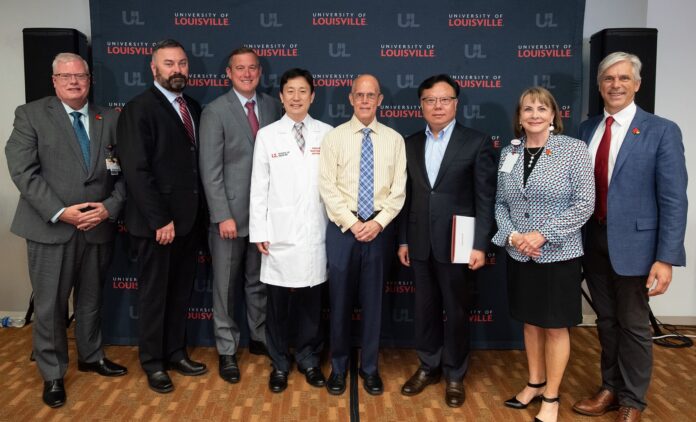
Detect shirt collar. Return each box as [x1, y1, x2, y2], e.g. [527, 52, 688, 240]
[282, 113, 311, 129]
[61, 101, 89, 117]
[233, 88, 257, 106]
[154, 80, 182, 105]
[604, 101, 636, 127]
[425, 119, 456, 139]
[349, 115, 379, 134]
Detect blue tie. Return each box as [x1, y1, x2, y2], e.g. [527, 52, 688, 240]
[357, 128, 374, 220]
[70, 111, 90, 166]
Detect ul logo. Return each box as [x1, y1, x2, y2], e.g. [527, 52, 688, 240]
[396, 74, 416, 89]
[261, 74, 279, 89]
[191, 43, 214, 58]
[260, 13, 283, 27]
[124, 72, 146, 87]
[328, 43, 351, 58]
[129, 305, 139, 320]
[122, 10, 145, 26]
[392, 309, 414, 323]
[328, 104, 351, 118]
[463, 44, 487, 59]
[536, 13, 558, 28]
[193, 278, 213, 293]
[461, 105, 486, 120]
[533, 74, 556, 89]
[397, 13, 420, 28]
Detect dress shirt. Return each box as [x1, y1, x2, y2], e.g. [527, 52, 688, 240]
[319, 115, 407, 232]
[233, 88, 259, 117]
[424, 119, 455, 186]
[588, 102, 637, 185]
[153, 81, 196, 133]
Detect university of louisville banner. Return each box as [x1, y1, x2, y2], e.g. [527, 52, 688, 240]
[91, 0, 586, 349]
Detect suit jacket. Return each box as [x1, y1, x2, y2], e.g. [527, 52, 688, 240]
[6, 96, 124, 244]
[492, 135, 595, 263]
[117, 86, 203, 238]
[399, 122, 498, 263]
[199, 89, 283, 237]
[579, 106, 688, 275]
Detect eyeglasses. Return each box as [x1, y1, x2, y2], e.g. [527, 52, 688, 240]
[53, 73, 90, 82]
[352, 92, 381, 101]
[421, 96, 457, 106]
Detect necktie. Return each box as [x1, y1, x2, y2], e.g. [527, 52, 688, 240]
[594, 115, 614, 221]
[357, 128, 374, 220]
[70, 111, 90, 166]
[175, 96, 195, 144]
[293, 122, 305, 153]
[245, 100, 260, 139]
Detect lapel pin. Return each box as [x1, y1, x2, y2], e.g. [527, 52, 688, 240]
[95, 113, 103, 120]
[632, 127, 640, 135]
[545, 149, 551, 155]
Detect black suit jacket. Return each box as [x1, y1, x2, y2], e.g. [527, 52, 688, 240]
[117, 86, 204, 238]
[399, 123, 498, 263]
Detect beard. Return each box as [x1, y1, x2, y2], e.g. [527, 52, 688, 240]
[156, 69, 188, 93]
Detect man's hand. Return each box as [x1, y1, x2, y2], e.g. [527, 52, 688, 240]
[155, 221, 175, 245]
[58, 203, 91, 227]
[646, 261, 673, 296]
[397, 245, 410, 267]
[355, 220, 382, 242]
[76, 202, 110, 231]
[218, 218, 238, 240]
[256, 241, 270, 255]
[468, 249, 486, 270]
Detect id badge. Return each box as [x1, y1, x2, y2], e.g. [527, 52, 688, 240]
[500, 153, 519, 173]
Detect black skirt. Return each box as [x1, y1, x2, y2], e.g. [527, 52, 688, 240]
[506, 254, 582, 328]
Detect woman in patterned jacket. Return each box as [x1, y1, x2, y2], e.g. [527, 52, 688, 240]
[492, 87, 595, 422]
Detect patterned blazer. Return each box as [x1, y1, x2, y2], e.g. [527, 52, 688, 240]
[492, 134, 594, 263]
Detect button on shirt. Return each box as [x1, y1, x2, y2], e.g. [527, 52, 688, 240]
[424, 119, 455, 186]
[588, 102, 637, 186]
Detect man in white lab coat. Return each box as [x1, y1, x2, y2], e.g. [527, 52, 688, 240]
[249, 68, 333, 393]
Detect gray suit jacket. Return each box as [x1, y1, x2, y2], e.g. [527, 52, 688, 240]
[199, 89, 282, 236]
[5, 96, 125, 244]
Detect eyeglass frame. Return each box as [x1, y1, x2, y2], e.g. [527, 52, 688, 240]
[53, 73, 91, 83]
[350, 92, 382, 102]
[420, 96, 457, 106]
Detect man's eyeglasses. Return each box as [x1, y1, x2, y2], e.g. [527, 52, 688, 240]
[53, 73, 90, 82]
[352, 92, 381, 101]
[421, 97, 457, 106]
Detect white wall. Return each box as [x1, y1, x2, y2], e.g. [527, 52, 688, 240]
[1, 0, 693, 319]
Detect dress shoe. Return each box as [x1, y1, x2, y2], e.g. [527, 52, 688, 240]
[248, 340, 268, 356]
[401, 368, 441, 396]
[299, 366, 326, 388]
[504, 380, 546, 409]
[326, 371, 347, 395]
[445, 380, 465, 408]
[615, 406, 642, 422]
[534, 396, 560, 422]
[572, 388, 618, 416]
[359, 370, 383, 395]
[43, 379, 66, 408]
[168, 357, 208, 376]
[78, 358, 128, 377]
[268, 369, 289, 393]
[147, 371, 174, 394]
[219, 354, 240, 384]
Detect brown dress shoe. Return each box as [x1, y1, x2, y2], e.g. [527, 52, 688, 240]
[615, 406, 641, 422]
[573, 389, 619, 416]
[401, 368, 441, 396]
[445, 380, 465, 407]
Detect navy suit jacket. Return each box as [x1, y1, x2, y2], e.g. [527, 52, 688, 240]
[579, 106, 687, 275]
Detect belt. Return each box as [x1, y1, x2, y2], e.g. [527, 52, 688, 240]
[352, 211, 380, 223]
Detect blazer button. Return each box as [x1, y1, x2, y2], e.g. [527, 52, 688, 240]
[190, 146, 195, 151]
[193, 189, 198, 195]
[524, 212, 530, 218]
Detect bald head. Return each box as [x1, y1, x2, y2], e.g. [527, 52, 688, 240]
[349, 74, 383, 126]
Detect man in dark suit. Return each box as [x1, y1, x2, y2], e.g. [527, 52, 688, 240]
[572, 52, 687, 422]
[5, 52, 127, 408]
[117, 39, 208, 394]
[199, 47, 282, 383]
[398, 74, 498, 407]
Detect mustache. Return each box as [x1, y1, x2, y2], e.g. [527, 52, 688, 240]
[169, 73, 188, 82]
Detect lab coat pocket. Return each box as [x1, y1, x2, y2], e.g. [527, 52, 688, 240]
[268, 206, 295, 244]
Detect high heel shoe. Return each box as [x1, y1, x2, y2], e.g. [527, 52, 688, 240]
[504, 381, 547, 409]
[533, 395, 560, 422]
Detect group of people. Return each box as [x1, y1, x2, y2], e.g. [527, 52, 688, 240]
[5, 37, 687, 422]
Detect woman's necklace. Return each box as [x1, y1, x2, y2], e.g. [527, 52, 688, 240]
[525, 144, 544, 168]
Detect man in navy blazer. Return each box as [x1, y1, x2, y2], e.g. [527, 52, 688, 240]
[573, 52, 687, 422]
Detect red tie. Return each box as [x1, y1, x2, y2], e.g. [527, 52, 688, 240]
[594, 116, 614, 222]
[176, 96, 195, 144]
[245, 100, 260, 139]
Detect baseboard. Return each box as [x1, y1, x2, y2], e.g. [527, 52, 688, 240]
[581, 314, 696, 326]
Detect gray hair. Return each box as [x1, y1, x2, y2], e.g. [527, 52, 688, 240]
[596, 51, 641, 85]
[52, 52, 89, 74]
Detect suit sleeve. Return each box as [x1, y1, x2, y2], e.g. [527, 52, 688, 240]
[397, 170, 412, 246]
[248, 129, 270, 242]
[472, 135, 499, 250]
[5, 105, 65, 221]
[199, 106, 233, 223]
[491, 147, 515, 247]
[101, 109, 126, 220]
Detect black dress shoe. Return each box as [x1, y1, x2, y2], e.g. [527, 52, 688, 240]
[77, 358, 128, 377]
[168, 357, 208, 376]
[147, 371, 173, 394]
[445, 380, 465, 407]
[43, 379, 66, 408]
[219, 354, 240, 384]
[248, 340, 268, 356]
[326, 371, 347, 395]
[504, 381, 546, 409]
[268, 369, 289, 393]
[300, 367, 326, 388]
[534, 396, 560, 422]
[359, 370, 384, 395]
[401, 368, 441, 396]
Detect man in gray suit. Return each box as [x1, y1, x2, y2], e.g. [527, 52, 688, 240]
[199, 47, 283, 383]
[5, 53, 127, 408]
